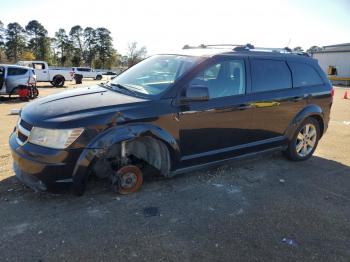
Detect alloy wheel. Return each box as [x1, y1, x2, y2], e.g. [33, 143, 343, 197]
[295, 123, 317, 157]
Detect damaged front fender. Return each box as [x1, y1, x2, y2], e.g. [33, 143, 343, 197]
[71, 124, 180, 193]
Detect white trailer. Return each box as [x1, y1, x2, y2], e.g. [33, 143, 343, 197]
[312, 43, 350, 85]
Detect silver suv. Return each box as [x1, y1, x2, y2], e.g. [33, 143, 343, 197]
[0, 64, 37, 98]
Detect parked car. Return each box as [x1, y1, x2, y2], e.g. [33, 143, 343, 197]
[10, 44, 333, 195]
[103, 71, 118, 76]
[0, 64, 38, 100]
[72, 67, 103, 80]
[17, 61, 74, 87]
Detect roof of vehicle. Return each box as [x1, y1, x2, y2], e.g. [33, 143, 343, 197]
[166, 48, 234, 57]
[17, 60, 47, 63]
[0, 64, 33, 70]
[164, 44, 315, 62]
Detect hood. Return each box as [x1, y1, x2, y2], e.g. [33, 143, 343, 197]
[21, 85, 149, 128]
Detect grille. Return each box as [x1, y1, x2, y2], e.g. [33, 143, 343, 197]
[16, 118, 32, 145]
[20, 119, 33, 131]
[17, 131, 28, 143]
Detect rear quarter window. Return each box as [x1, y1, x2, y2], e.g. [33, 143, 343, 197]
[7, 67, 28, 76]
[288, 61, 324, 87]
[251, 59, 292, 92]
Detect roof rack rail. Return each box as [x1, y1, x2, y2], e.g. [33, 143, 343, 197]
[182, 44, 250, 50]
[233, 44, 309, 56]
[182, 44, 310, 56]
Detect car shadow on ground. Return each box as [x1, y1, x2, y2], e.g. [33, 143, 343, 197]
[1, 153, 350, 261]
[1, 153, 349, 204]
[36, 85, 68, 89]
[0, 96, 31, 104]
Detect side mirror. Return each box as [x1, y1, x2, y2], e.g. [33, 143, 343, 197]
[182, 85, 209, 102]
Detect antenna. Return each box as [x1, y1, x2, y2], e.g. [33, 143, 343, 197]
[286, 38, 291, 48]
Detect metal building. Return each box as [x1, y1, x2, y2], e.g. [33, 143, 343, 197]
[312, 43, 350, 85]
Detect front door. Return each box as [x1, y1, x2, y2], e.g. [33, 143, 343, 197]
[177, 57, 255, 164]
[32, 62, 49, 81]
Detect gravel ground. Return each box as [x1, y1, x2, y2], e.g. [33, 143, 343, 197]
[0, 82, 349, 262]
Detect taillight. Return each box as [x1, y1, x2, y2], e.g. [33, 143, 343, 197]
[331, 87, 334, 97]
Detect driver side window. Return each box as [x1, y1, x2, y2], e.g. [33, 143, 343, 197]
[189, 59, 246, 99]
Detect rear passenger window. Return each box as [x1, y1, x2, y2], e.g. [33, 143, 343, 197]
[7, 68, 28, 76]
[288, 62, 323, 87]
[251, 59, 292, 92]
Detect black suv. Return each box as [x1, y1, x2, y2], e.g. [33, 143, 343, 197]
[10, 44, 333, 195]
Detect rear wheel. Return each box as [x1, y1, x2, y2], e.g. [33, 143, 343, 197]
[9, 86, 30, 101]
[51, 76, 65, 87]
[284, 117, 320, 161]
[95, 75, 102, 80]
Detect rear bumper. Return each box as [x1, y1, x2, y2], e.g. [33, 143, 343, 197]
[9, 132, 83, 191]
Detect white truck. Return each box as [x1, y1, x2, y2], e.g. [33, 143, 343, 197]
[72, 67, 103, 80]
[17, 61, 74, 87]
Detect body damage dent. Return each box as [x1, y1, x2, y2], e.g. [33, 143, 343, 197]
[72, 124, 179, 186]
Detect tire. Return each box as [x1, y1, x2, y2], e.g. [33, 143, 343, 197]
[52, 76, 65, 87]
[95, 75, 102, 80]
[9, 86, 30, 101]
[8, 87, 18, 99]
[284, 117, 320, 161]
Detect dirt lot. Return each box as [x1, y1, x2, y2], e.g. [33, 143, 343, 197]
[0, 81, 349, 261]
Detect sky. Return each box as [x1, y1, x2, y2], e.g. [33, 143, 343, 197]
[0, 0, 349, 55]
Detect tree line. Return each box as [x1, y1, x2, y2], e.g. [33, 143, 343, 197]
[0, 20, 147, 69]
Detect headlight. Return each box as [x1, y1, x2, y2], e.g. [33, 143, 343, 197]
[28, 127, 84, 149]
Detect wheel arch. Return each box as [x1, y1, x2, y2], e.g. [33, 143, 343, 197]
[72, 124, 180, 189]
[285, 104, 325, 140]
[53, 74, 65, 81]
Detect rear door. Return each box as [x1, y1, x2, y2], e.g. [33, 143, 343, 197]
[247, 58, 306, 142]
[86, 68, 94, 78]
[78, 68, 88, 78]
[0, 66, 5, 94]
[5, 67, 29, 93]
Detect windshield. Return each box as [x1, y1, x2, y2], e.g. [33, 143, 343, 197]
[110, 55, 202, 96]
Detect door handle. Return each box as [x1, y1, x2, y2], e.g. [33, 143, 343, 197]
[43, 71, 47, 73]
[237, 104, 251, 110]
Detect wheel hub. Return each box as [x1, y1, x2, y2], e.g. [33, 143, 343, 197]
[296, 123, 317, 157]
[120, 172, 137, 189]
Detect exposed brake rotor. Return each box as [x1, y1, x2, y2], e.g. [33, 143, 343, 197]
[112, 165, 143, 195]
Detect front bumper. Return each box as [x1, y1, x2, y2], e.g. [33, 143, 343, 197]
[9, 132, 83, 191]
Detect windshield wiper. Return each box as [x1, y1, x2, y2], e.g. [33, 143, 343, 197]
[106, 82, 139, 96]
